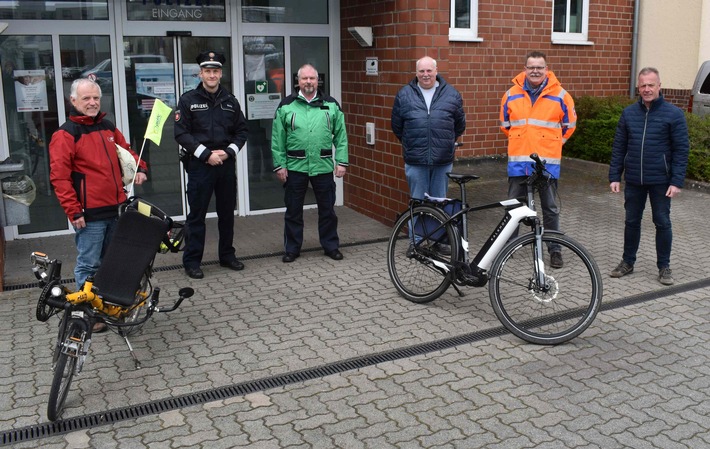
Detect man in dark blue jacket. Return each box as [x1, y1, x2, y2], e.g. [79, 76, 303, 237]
[391, 56, 466, 201]
[609, 67, 689, 285]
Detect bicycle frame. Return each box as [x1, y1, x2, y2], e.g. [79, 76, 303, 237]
[407, 156, 551, 289]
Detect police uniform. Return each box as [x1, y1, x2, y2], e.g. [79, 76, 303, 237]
[175, 51, 248, 278]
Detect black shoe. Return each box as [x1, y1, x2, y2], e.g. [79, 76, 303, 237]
[220, 259, 245, 271]
[185, 267, 204, 279]
[282, 252, 299, 263]
[325, 249, 343, 261]
[550, 252, 563, 269]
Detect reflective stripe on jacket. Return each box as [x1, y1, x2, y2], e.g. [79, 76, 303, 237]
[500, 71, 576, 178]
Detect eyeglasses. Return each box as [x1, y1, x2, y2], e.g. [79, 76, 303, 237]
[525, 66, 547, 71]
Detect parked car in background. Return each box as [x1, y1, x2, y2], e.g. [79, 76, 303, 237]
[689, 60, 710, 118]
[81, 54, 168, 89]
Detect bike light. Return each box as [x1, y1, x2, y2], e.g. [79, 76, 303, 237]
[51, 286, 63, 297]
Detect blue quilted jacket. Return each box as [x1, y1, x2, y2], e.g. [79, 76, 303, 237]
[391, 75, 466, 166]
[609, 95, 689, 187]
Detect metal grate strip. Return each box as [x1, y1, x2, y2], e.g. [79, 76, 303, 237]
[3, 275, 708, 445]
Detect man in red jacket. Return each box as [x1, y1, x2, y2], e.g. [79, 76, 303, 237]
[50, 78, 147, 298]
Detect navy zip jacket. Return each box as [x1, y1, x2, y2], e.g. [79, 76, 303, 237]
[391, 75, 466, 166]
[609, 94, 689, 187]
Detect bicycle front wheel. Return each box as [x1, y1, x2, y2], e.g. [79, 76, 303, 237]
[47, 318, 87, 421]
[488, 233, 603, 345]
[387, 206, 458, 303]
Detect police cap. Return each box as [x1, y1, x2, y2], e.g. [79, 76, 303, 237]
[196, 51, 226, 69]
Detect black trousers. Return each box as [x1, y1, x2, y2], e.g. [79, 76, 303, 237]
[283, 171, 339, 255]
[183, 158, 237, 269]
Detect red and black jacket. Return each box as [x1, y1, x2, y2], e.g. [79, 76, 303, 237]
[49, 109, 147, 222]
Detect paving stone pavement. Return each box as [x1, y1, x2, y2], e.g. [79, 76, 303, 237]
[1, 158, 709, 448]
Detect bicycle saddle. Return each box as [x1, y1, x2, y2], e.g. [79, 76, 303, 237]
[447, 173, 480, 184]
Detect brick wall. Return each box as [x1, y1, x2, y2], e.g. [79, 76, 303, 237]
[662, 88, 691, 110]
[341, 0, 635, 226]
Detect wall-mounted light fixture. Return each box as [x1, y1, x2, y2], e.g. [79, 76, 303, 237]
[348, 27, 373, 47]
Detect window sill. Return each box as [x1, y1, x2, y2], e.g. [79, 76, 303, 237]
[449, 36, 484, 43]
[551, 39, 594, 46]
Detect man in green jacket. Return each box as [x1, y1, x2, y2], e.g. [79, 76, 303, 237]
[271, 64, 349, 263]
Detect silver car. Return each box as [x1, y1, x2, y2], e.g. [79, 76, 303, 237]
[690, 60, 710, 118]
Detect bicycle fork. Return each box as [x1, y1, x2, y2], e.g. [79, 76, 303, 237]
[57, 317, 91, 375]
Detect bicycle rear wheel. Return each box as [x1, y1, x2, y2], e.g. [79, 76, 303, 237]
[488, 232, 603, 345]
[47, 318, 87, 421]
[387, 206, 458, 303]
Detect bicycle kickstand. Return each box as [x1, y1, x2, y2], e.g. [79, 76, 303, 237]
[451, 282, 465, 297]
[120, 332, 142, 369]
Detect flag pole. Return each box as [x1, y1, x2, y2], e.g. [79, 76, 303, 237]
[128, 139, 147, 197]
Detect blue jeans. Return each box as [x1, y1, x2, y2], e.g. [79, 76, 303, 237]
[405, 163, 453, 199]
[623, 183, 672, 269]
[74, 218, 117, 289]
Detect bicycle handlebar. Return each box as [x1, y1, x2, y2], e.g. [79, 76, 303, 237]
[525, 153, 551, 188]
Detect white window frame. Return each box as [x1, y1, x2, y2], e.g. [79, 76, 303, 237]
[551, 0, 593, 45]
[449, 0, 482, 42]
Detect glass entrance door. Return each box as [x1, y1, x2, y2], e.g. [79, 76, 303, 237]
[123, 36, 231, 218]
[242, 35, 331, 212]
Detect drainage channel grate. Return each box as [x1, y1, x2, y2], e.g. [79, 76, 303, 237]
[2, 325, 507, 445]
[4, 275, 709, 445]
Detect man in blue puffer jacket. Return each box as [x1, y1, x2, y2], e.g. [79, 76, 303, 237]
[391, 56, 466, 201]
[609, 67, 689, 285]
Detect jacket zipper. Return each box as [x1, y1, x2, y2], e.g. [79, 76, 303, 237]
[640, 108, 649, 185]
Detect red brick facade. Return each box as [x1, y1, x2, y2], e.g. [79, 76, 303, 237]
[340, 0, 635, 226]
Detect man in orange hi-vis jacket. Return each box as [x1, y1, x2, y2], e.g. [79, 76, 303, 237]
[500, 50, 576, 269]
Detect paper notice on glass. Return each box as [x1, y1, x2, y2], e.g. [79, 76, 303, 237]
[14, 70, 48, 112]
[246, 92, 282, 120]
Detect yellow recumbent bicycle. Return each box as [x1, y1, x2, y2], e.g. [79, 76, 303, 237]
[31, 198, 194, 422]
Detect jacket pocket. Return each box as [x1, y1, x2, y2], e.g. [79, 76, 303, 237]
[287, 149, 306, 159]
[71, 171, 86, 212]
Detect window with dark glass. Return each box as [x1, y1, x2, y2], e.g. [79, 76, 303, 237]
[553, 0, 584, 33]
[0, 1, 108, 20]
[242, 0, 328, 24]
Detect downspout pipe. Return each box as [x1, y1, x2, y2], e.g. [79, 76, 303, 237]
[629, 0, 640, 98]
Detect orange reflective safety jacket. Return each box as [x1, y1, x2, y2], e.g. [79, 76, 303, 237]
[500, 71, 576, 178]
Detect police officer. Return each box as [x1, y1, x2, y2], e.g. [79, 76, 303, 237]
[175, 51, 248, 279]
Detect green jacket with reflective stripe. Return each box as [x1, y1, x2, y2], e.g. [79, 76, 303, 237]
[271, 91, 349, 176]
